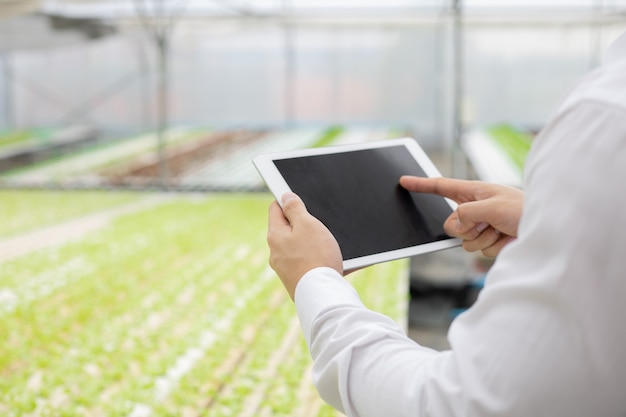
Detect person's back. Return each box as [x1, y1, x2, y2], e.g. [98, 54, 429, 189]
[466, 31, 626, 414]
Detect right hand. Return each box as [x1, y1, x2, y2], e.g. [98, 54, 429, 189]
[400, 176, 524, 257]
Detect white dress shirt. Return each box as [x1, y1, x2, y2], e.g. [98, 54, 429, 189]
[294, 31, 626, 417]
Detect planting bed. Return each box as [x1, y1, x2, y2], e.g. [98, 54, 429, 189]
[0, 191, 408, 416]
[462, 124, 535, 187]
[178, 127, 332, 190]
[0, 190, 142, 239]
[2, 128, 207, 183]
[177, 126, 406, 190]
[0, 130, 41, 151]
[1, 126, 407, 191]
[485, 124, 533, 171]
[0, 127, 100, 174]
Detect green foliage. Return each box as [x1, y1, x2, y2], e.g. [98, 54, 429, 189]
[0, 190, 140, 238]
[0, 192, 408, 416]
[486, 124, 533, 171]
[312, 126, 344, 148]
[0, 128, 57, 150]
[0, 130, 31, 149]
[1, 128, 209, 178]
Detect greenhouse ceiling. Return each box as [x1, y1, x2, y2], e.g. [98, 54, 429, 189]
[1, 0, 625, 20]
[0, 0, 624, 51]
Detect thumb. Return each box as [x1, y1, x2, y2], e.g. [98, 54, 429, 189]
[454, 200, 491, 233]
[280, 192, 308, 224]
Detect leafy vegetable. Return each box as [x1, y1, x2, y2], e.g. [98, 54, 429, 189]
[0, 192, 408, 416]
[486, 124, 533, 171]
[0, 190, 140, 238]
[312, 126, 344, 148]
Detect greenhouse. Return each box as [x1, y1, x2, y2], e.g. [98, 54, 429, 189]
[2, 1, 626, 416]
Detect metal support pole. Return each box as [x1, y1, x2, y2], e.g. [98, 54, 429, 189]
[156, 34, 170, 187]
[134, 0, 185, 189]
[283, 0, 295, 128]
[451, 0, 466, 179]
[133, 34, 151, 134]
[589, 0, 604, 70]
[2, 54, 13, 130]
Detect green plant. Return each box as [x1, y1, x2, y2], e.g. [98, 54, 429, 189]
[0, 192, 408, 416]
[486, 124, 533, 171]
[0, 190, 140, 238]
[313, 126, 344, 148]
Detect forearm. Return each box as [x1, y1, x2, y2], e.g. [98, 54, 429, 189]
[293, 262, 611, 417]
[295, 268, 440, 416]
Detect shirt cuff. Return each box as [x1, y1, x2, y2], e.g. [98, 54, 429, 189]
[294, 267, 365, 348]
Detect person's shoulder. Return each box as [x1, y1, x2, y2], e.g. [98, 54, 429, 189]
[557, 31, 626, 115]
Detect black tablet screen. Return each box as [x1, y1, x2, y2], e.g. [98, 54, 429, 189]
[273, 145, 453, 260]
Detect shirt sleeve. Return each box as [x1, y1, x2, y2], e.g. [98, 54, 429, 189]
[295, 267, 440, 416]
[294, 101, 626, 417]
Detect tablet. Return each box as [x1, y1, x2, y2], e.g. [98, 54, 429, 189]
[253, 138, 461, 271]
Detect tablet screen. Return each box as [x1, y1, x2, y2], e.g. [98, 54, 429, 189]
[273, 145, 453, 260]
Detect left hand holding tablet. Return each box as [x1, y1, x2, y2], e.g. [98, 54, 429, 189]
[267, 192, 343, 301]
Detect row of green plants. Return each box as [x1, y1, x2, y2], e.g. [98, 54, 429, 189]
[0, 129, 57, 151]
[0, 192, 408, 416]
[485, 124, 533, 171]
[1, 128, 209, 179]
[312, 126, 345, 148]
[0, 190, 141, 239]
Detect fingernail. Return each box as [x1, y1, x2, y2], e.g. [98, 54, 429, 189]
[282, 192, 297, 204]
[476, 222, 489, 233]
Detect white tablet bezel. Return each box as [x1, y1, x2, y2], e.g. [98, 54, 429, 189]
[253, 137, 461, 271]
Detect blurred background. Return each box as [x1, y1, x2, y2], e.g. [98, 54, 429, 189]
[1, 1, 625, 416]
[2, 0, 625, 190]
